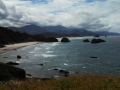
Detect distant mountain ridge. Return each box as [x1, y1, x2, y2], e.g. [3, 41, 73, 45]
[8, 24, 120, 37]
[9, 24, 47, 35]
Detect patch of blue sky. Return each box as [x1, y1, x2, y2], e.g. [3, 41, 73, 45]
[50, 9, 67, 15]
[86, 0, 106, 2]
[21, 0, 51, 4]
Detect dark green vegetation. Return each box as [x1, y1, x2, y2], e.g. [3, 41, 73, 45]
[0, 27, 33, 46]
[0, 26, 59, 48]
[0, 75, 120, 90]
[0, 62, 25, 81]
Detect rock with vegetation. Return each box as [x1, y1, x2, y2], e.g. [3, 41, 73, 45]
[61, 37, 70, 42]
[91, 39, 106, 43]
[32, 35, 58, 42]
[83, 39, 90, 42]
[0, 62, 26, 81]
[44, 37, 58, 42]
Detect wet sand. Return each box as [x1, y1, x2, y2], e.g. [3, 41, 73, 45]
[0, 42, 39, 54]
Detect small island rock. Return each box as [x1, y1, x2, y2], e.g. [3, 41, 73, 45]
[83, 39, 90, 42]
[6, 62, 19, 65]
[91, 39, 106, 43]
[17, 55, 22, 59]
[61, 37, 70, 42]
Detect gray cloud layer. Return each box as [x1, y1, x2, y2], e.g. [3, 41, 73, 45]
[0, 0, 120, 32]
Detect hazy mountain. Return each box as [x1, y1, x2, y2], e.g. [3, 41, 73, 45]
[8, 24, 48, 35]
[8, 24, 120, 36]
[43, 25, 69, 34]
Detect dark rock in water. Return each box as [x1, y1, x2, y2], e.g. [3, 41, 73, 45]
[17, 55, 22, 59]
[83, 39, 90, 42]
[90, 56, 98, 59]
[54, 68, 59, 70]
[60, 70, 70, 77]
[61, 37, 70, 42]
[59, 70, 69, 75]
[4, 57, 8, 58]
[6, 62, 19, 65]
[94, 34, 100, 37]
[37, 64, 44, 66]
[91, 39, 106, 44]
[0, 62, 26, 81]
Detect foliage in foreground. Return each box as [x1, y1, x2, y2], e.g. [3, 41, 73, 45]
[0, 75, 120, 90]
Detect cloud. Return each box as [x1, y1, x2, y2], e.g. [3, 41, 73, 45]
[0, 0, 120, 32]
[0, 0, 7, 19]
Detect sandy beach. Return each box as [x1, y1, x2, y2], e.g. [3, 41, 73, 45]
[0, 42, 39, 54]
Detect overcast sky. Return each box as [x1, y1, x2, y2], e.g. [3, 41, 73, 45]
[0, 0, 120, 32]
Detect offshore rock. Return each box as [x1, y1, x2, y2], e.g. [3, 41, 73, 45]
[91, 39, 106, 44]
[17, 55, 22, 59]
[83, 39, 90, 42]
[6, 62, 19, 65]
[61, 37, 70, 42]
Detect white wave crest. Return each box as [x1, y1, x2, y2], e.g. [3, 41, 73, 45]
[42, 54, 57, 58]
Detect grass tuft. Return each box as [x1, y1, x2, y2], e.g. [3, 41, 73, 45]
[0, 75, 120, 90]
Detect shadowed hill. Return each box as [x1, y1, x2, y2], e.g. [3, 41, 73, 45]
[0, 26, 58, 48]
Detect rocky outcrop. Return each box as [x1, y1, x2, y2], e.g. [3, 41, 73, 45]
[94, 34, 100, 37]
[6, 62, 19, 65]
[83, 39, 90, 42]
[34, 35, 58, 42]
[0, 62, 25, 81]
[44, 37, 58, 42]
[90, 56, 98, 59]
[59, 70, 70, 77]
[61, 37, 70, 42]
[17, 55, 22, 59]
[91, 39, 106, 43]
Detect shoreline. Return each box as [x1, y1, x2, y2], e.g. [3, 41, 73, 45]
[0, 41, 39, 54]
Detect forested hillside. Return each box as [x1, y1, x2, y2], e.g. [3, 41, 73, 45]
[0, 26, 58, 48]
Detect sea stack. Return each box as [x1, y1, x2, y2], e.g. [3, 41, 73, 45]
[61, 37, 70, 42]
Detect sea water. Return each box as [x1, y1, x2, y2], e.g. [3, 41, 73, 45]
[0, 36, 120, 78]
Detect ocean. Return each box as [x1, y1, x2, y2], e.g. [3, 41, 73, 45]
[0, 36, 120, 78]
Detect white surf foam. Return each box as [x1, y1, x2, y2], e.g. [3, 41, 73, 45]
[46, 51, 54, 53]
[42, 54, 57, 58]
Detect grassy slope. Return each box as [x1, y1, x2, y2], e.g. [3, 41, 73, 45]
[0, 75, 120, 90]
